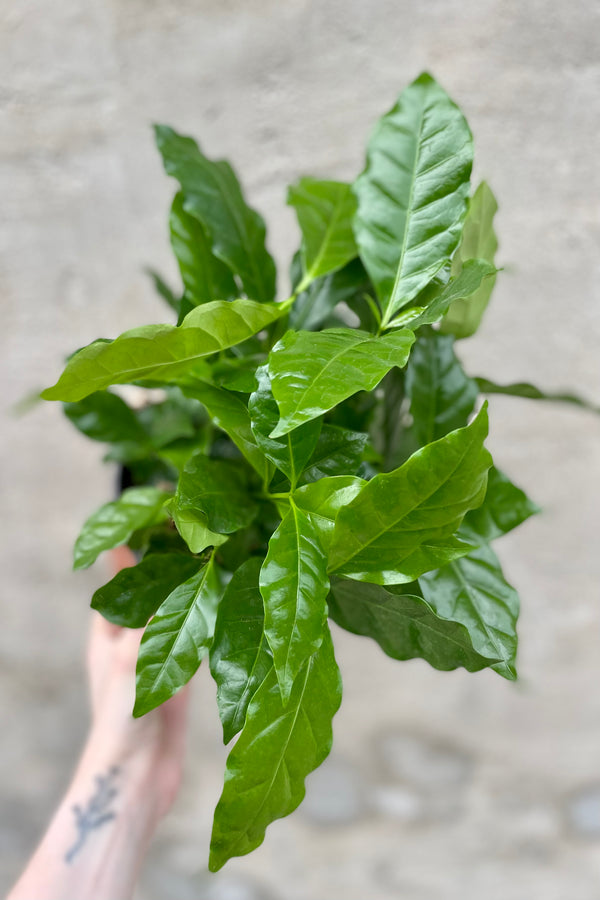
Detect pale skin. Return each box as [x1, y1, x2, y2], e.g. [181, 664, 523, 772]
[8, 548, 190, 900]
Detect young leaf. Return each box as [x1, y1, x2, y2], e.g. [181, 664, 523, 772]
[389, 259, 497, 331]
[175, 454, 258, 534]
[419, 542, 519, 680]
[440, 181, 498, 338]
[268, 327, 415, 436]
[475, 377, 600, 414]
[74, 487, 171, 570]
[289, 256, 374, 332]
[209, 625, 342, 871]
[353, 72, 473, 326]
[300, 424, 368, 483]
[288, 178, 358, 290]
[405, 329, 478, 446]
[170, 505, 228, 554]
[259, 500, 329, 703]
[41, 299, 289, 403]
[169, 192, 238, 309]
[249, 365, 321, 488]
[293, 475, 366, 555]
[155, 125, 276, 303]
[63, 391, 150, 451]
[133, 557, 222, 717]
[328, 405, 492, 583]
[210, 557, 273, 744]
[328, 577, 498, 672]
[179, 379, 271, 482]
[91, 553, 201, 628]
[463, 466, 539, 543]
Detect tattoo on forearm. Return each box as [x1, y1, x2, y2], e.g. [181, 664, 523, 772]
[64, 765, 121, 864]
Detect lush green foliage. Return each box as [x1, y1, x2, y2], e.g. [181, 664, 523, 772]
[42, 71, 587, 870]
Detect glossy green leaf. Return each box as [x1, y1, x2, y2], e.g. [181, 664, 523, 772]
[475, 377, 600, 414]
[180, 379, 271, 482]
[74, 487, 171, 570]
[249, 365, 321, 488]
[209, 624, 342, 871]
[419, 542, 519, 679]
[175, 454, 258, 535]
[169, 504, 228, 554]
[353, 72, 473, 326]
[259, 500, 329, 702]
[269, 327, 415, 436]
[210, 557, 273, 744]
[328, 406, 492, 583]
[300, 424, 368, 483]
[63, 391, 150, 451]
[293, 475, 365, 555]
[289, 256, 373, 332]
[463, 466, 539, 543]
[440, 181, 498, 338]
[41, 298, 289, 403]
[405, 329, 478, 446]
[133, 557, 222, 716]
[390, 259, 497, 331]
[170, 192, 238, 309]
[288, 178, 358, 290]
[91, 553, 201, 628]
[329, 577, 497, 672]
[155, 125, 276, 303]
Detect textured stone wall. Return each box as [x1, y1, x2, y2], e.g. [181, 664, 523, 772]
[2, 1, 600, 897]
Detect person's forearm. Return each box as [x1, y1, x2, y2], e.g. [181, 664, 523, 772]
[8, 731, 162, 900]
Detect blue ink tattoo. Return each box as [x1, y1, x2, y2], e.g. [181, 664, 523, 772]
[64, 765, 121, 863]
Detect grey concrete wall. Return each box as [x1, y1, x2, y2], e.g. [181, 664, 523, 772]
[2, 1, 600, 898]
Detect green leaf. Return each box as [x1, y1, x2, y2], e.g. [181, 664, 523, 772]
[269, 327, 415, 436]
[353, 72, 473, 326]
[179, 379, 271, 482]
[289, 256, 373, 332]
[463, 466, 539, 543]
[209, 624, 342, 871]
[293, 475, 365, 555]
[137, 394, 200, 448]
[328, 405, 492, 583]
[419, 542, 519, 680]
[288, 178, 358, 289]
[249, 365, 321, 489]
[170, 192, 238, 309]
[133, 557, 222, 716]
[210, 557, 273, 744]
[389, 259, 497, 331]
[300, 424, 368, 483]
[91, 553, 201, 628]
[475, 377, 600, 414]
[155, 124, 276, 303]
[440, 181, 498, 338]
[259, 500, 329, 703]
[328, 577, 498, 672]
[63, 391, 150, 450]
[169, 504, 228, 554]
[405, 329, 478, 446]
[175, 454, 258, 535]
[74, 487, 171, 570]
[41, 298, 289, 403]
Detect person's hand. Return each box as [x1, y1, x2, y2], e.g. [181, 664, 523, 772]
[7, 546, 193, 900]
